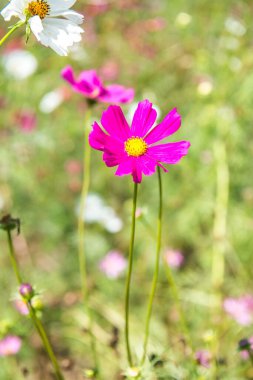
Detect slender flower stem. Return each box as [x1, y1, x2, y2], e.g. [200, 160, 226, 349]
[5, 230, 65, 380]
[212, 140, 229, 289]
[7, 230, 23, 284]
[0, 21, 25, 47]
[77, 109, 100, 376]
[163, 260, 192, 348]
[141, 167, 162, 366]
[78, 109, 91, 300]
[125, 182, 138, 367]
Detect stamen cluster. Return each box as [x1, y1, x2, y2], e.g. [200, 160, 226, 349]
[125, 137, 148, 157]
[27, 0, 50, 19]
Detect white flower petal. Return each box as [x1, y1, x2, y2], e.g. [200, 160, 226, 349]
[29, 15, 43, 39]
[1, 0, 26, 21]
[48, 0, 77, 12]
[49, 10, 84, 24]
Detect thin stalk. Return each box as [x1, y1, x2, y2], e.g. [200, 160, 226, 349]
[0, 21, 25, 46]
[163, 261, 192, 348]
[125, 182, 138, 367]
[5, 230, 65, 380]
[140, 167, 162, 366]
[77, 110, 100, 375]
[212, 141, 229, 289]
[7, 230, 22, 284]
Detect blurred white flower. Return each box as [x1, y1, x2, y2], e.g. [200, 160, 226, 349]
[197, 80, 213, 96]
[225, 17, 246, 37]
[1, 0, 84, 56]
[80, 193, 123, 233]
[175, 12, 192, 27]
[1, 49, 37, 80]
[39, 89, 64, 113]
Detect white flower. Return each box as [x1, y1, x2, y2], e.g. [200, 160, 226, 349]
[1, 0, 84, 56]
[2, 49, 37, 80]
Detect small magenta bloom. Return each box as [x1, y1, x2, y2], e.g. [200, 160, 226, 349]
[0, 335, 22, 356]
[99, 251, 127, 279]
[61, 65, 134, 104]
[195, 350, 211, 368]
[164, 249, 184, 269]
[89, 99, 190, 183]
[223, 295, 253, 326]
[19, 283, 34, 300]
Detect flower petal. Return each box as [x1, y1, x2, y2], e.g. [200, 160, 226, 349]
[1, 0, 25, 21]
[61, 65, 75, 85]
[29, 16, 43, 39]
[147, 141, 190, 164]
[99, 85, 134, 104]
[115, 158, 133, 177]
[103, 139, 126, 167]
[131, 99, 157, 137]
[145, 108, 181, 144]
[89, 121, 108, 151]
[48, 0, 77, 12]
[101, 105, 130, 141]
[49, 9, 83, 24]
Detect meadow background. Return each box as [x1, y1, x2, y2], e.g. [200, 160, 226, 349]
[0, 0, 253, 379]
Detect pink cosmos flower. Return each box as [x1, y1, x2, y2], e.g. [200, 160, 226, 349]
[223, 295, 253, 326]
[99, 251, 127, 279]
[89, 99, 190, 183]
[0, 335, 22, 356]
[165, 249, 184, 269]
[61, 65, 134, 104]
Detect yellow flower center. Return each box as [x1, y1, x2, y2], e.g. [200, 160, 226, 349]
[124, 137, 148, 157]
[27, 0, 50, 19]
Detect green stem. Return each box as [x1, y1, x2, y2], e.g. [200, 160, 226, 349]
[0, 21, 25, 47]
[7, 230, 22, 284]
[141, 167, 162, 366]
[163, 261, 192, 348]
[212, 141, 229, 289]
[125, 182, 138, 367]
[5, 230, 65, 380]
[77, 110, 100, 376]
[28, 304, 64, 380]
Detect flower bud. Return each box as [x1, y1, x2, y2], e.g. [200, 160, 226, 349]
[19, 283, 34, 300]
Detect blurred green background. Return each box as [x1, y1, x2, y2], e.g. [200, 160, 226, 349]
[1, 0, 253, 379]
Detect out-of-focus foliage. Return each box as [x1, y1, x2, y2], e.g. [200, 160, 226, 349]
[1, 0, 253, 379]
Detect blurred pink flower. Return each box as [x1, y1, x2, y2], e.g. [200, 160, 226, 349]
[195, 350, 211, 368]
[61, 65, 134, 104]
[223, 295, 253, 325]
[13, 299, 29, 315]
[89, 99, 190, 183]
[99, 251, 127, 279]
[65, 160, 82, 175]
[164, 249, 184, 269]
[15, 110, 37, 132]
[0, 335, 22, 356]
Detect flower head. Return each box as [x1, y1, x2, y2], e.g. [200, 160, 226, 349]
[195, 350, 211, 368]
[61, 65, 134, 104]
[223, 295, 253, 326]
[1, 0, 84, 56]
[89, 99, 190, 183]
[99, 251, 127, 279]
[164, 249, 184, 269]
[0, 335, 22, 356]
[19, 283, 34, 300]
